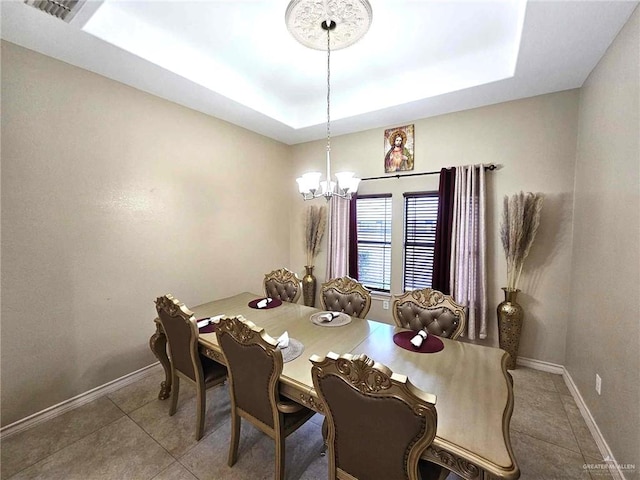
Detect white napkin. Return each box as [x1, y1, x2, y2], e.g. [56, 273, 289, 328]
[319, 312, 340, 322]
[276, 331, 289, 348]
[257, 297, 273, 309]
[197, 315, 224, 328]
[197, 319, 210, 328]
[410, 330, 428, 348]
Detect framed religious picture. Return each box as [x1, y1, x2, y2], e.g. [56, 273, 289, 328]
[384, 124, 414, 173]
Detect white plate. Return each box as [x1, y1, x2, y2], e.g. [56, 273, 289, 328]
[310, 311, 352, 327]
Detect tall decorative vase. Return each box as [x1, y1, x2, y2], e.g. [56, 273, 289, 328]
[302, 265, 316, 307]
[497, 288, 524, 370]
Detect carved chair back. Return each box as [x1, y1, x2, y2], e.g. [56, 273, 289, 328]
[216, 316, 282, 428]
[155, 294, 201, 382]
[156, 294, 228, 440]
[320, 276, 372, 318]
[310, 352, 439, 480]
[217, 316, 314, 480]
[264, 268, 302, 303]
[392, 288, 466, 339]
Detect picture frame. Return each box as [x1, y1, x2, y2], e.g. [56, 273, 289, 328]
[384, 124, 414, 173]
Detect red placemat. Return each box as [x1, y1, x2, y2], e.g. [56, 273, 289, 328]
[248, 298, 283, 309]
[197, 319, 217, 334]
[393, 331, 444, 353]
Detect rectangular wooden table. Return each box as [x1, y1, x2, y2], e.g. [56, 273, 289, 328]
[150, 292, 519, 480]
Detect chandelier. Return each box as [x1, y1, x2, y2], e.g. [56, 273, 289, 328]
[286, 0, 372, 200]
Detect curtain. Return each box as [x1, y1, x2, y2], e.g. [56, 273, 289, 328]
[326, 197, 350, 280]
[432, 168, 456, 294]
[450, 165, 488, 340]
[348, 194, 358, 279]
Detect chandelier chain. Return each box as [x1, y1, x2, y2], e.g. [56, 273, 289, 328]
[326, 24, 331, 154]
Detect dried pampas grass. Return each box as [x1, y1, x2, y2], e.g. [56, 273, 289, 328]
[500, 192, 544, 290]
[304, 205, 327, 266]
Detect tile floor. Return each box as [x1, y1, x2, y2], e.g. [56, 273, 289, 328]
[1, 366, 611, 480]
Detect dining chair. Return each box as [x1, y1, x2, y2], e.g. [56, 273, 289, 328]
[392, 288, 466, 339]
[310, 352, 446, 480]
[216, 315, 315, 480]
[320, 276, 371, 318]
[154, 294, 228, 440]
[264, 267, 302, 303]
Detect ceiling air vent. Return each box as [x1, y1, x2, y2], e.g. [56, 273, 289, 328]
[24, 0, 85, 23]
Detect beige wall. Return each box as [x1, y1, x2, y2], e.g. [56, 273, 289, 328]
[290, 90, 580, 358]
[568, 5, 640, 472]
[1, 42, 292, 426]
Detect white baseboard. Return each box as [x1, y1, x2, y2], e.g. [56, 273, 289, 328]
[516, 355, 564, 374]
[517, 356, 627, 480]
[0, 362, 161, 439]
[561, 367, 628, 480]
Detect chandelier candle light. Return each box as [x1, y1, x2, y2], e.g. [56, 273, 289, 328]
[286, 0, 372, 201]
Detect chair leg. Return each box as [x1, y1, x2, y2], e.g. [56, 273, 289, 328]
[320, 417, 328, 456]
[275, 429, 286, 480]
[169, 375, 179, 416]
[228, 411, 240, 467]
[195, 382, 205, 441]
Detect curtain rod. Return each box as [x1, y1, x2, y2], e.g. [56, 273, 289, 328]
[361, 164, 497, 182]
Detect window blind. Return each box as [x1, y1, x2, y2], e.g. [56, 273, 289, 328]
[356, 195, 392, 291]
[404, 193, 439, 291]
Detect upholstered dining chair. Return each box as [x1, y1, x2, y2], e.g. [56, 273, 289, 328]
[216, 316, 315, 480]
[154, 294, 228, 441]
[264, 267, 302, 303]
[320, 276, 371, 319]
[310, 352, 446, 480]
[392, 288, 466, 339]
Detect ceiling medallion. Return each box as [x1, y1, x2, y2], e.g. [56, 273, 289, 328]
[285, 0, 373, 51]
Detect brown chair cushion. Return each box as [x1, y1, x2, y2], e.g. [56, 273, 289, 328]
[323, 288, 366, 317]
[395, 302, 460, 339]
[219, 334, 275, 428]
[200, 355, 228, 385]
[318, 375, 425, 480]
[265, 278, 299, 303]
[283, 405, 315, 431]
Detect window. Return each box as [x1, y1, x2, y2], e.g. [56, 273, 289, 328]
[356, 195, 392, 291]
[404, 193, 439, 291]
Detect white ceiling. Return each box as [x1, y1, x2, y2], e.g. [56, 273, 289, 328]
[2, 0, 637, 145]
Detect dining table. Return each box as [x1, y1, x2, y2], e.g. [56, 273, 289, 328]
[149, 292, 519, 480]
